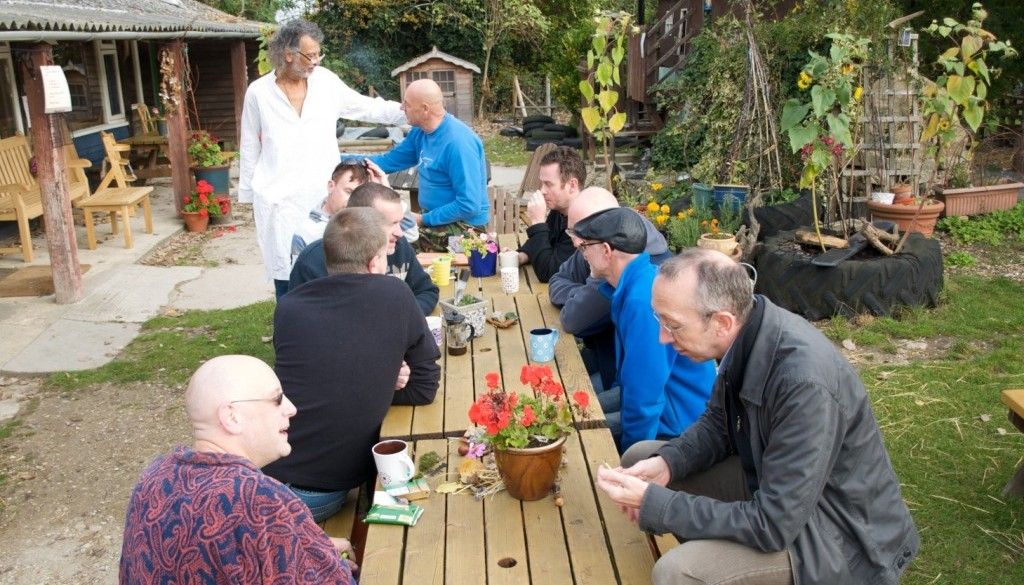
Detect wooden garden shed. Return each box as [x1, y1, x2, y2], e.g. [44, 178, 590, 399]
[391, 47, 479, 123]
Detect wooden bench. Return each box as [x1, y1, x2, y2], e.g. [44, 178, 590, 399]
[0, 135, 91, 262]
[1000, 389, 1024, 497]
[75, 132, 153, 250]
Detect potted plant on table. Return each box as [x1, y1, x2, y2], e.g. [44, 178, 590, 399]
[187, 130, 230, 195]
[150, 107, 167, 137]
[466, 365, 590, 501]
[181, 179, 221, 232]
[916, 3, 1020, 217]
[459, 229, 499, 277]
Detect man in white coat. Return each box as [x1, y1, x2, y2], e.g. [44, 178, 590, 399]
[239, 19, 406, 298]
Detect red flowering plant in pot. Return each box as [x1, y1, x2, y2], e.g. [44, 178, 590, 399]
[181, 179, 221, 232]
[466, 365, 590, 500]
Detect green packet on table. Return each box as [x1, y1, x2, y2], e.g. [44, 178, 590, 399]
[365, 491, 424, 526]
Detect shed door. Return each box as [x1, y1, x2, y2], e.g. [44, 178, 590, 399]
[431, 70, 457, 115]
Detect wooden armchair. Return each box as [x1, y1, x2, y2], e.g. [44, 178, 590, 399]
[0, 135, 91, 262]
[74, 132, 154, 250]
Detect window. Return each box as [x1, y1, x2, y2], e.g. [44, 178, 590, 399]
[405, 71, 428, 84]
[94, 40, 125, 124]
[431, 70, 455, 95]
[68, 83, 88, 108]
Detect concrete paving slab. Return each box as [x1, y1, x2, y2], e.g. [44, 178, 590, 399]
[62, 265, 202, 323]
[2, 320, 141, 373]
[491, 165, 527, 189]
[171, 264, 273, 311]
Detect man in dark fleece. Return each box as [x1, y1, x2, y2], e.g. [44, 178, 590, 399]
[517, 146, 585, 283]
[289, 183, 438, 315]
[265, 207, 440, 522]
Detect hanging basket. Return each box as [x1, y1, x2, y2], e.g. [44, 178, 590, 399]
[493, 435, 566, 501]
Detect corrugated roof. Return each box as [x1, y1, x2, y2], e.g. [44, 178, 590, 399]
[0, 0, 264, 36]
[391, 46, 480, 77]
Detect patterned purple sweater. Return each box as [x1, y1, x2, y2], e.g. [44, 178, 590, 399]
[119, 446, 352, 584]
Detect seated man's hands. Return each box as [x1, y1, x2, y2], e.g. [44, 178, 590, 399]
[395, 361, 411, 390]
[525, 190, 547, 226]
[329, 537, 359, 575]
[595, 456, 671, 523]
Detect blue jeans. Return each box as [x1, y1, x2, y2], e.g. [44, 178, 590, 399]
[598, 386, 622, 449]
[287, 485, 349, 523]
[274, 279, 290, 300]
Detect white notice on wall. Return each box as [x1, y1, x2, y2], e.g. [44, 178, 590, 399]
[40, 65, 72, 114]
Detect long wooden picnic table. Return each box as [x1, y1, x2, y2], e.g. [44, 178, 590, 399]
[353, 233, 658, 584]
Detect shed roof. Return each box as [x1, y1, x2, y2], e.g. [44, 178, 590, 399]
[0, 0, 264, 39]
[391, 46, 480, 77]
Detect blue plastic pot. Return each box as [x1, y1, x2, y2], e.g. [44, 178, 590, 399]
[192, 165, 230, 195]
[712, 184, 749, 212]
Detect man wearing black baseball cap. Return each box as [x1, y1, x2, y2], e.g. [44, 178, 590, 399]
[568, 199, 716, 452]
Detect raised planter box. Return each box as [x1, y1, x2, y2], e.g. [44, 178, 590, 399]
[935, 183, 1023, 217]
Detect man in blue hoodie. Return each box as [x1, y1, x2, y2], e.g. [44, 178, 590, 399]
[569, 200, 716, 452]
[549, 188, 673, 391]
[370, 79, 488, 251]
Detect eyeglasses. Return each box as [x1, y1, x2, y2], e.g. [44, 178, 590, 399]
[230, 391, 285, 407]
[576, 240, 605, 251]
[296, 50, 323, 64]
[652, 310, 686, 335]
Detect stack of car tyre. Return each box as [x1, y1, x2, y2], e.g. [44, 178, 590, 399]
[519, 115, 580, 151]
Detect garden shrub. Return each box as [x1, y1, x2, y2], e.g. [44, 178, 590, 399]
[937, 203, 1024, 245]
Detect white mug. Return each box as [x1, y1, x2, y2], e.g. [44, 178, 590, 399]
[498, 250, 519, 270]
[501, 266, 520, 294]
[372, 439, 416, 487]
[425, 316, 443, 347]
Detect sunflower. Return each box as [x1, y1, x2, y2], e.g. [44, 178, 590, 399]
[841, 63, 855, 75]
[798, 78, 811, 90]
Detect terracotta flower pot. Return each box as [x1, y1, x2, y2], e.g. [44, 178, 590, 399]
[892, 184, 913, 205]
[493, 435, 566, 501]
[935, 183, 1023, 217]
[182, 211, 209, 233]
[867, 199, 945, 238]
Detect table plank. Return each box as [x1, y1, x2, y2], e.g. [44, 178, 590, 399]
[579, 429, 657, 583]
[402, 439, 448, 585]
[558, 431, 620, 584]
[444, 440, 486, 585]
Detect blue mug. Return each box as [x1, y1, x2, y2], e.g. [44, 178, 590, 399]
[529, 328, 560, 363]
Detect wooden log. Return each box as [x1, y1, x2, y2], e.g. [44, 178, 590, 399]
[230, 41, 248, 150]
[161, 40, 191, 215]
[794, 229, 849, 249]
[20, 42, 83, 303]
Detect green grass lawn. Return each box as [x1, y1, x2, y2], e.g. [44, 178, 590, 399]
[483, 135, 531, 167]
[39, 270, 1024, 581]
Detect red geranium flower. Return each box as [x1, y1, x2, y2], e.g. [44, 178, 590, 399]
[520, 405, 536, 427]
[485, 372, 500, 390]
[573, 391, 590, 409]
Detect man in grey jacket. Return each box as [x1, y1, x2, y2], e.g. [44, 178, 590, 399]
[548, 187, 672, 389]
[596, 248, 918, 585]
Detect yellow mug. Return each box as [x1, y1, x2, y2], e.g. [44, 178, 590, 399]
[430, 255, 452, 287]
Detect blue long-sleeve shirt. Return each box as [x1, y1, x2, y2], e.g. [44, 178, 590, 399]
[602, 253, 717, 451]
[370, 114, 489, 227]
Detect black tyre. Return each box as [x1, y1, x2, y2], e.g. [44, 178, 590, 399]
[499, 126, 524, 138]
[752, 192, 823, 240]
[560, 137, 583, 149]
[753, 230, 944, 321]
[358, 126, 389, 139]
[523, 114, 555, 125]
[544, 123, 578, 138]
[526, 137, 562, 152]
[522, 121, 547, 135]
[528, 129, 567, 140]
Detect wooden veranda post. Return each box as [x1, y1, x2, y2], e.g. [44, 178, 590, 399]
[230, 40, 248, 149]
[160, 40, 190, 215]
[19, 43, 83, 303]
